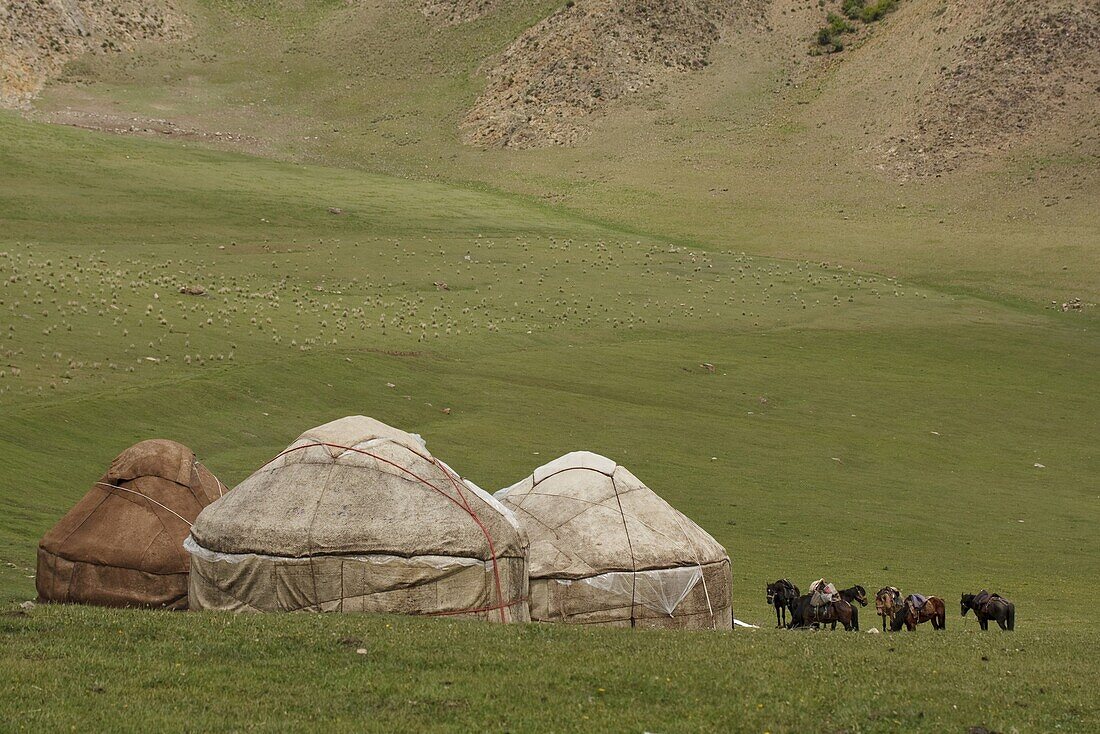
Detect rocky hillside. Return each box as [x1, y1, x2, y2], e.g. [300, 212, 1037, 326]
[889, 0, 1099, 176]
[0, 0, 187, 109]
[461, 0, 1099, 173]
[461, 0, 765, 148]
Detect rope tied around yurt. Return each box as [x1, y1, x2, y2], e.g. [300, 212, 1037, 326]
[608, 473, 638, 627]
[94, 482, 194, 527]
[259, 441, 512, 622]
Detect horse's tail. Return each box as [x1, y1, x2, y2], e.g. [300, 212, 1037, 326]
[1007, 603, 1015, 631]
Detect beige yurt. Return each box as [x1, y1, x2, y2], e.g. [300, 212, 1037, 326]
[37, 439, 225, 610]
[496, 451, 732, 629]
[185, 416, 529, 621]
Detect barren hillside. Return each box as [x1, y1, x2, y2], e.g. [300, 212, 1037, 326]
[0, 0, 187, 109]
[461, 0, 1099, 172]
[799, 0, 1100, 176]
[462, 0, 766, 148]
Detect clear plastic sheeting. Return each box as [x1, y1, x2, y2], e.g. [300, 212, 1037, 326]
[186, 535, 529, 619]
[184, 535, 490, 571]
[570, 566, 705, 617]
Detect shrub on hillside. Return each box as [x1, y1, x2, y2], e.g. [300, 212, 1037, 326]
[841, 0, 865, 20]
[814, 0, 900, 54]
[842, 0, 899, 22]
[816, 11, 855, 52]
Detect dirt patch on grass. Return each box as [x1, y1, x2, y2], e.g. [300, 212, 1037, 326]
[36, 108, 262, 147]
[0, 0, 189, 109]
[461, 0, 765, 148]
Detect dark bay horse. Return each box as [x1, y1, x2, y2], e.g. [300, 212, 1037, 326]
[889, 595, 946, 631]
[830, 586, 867, 631]
[789, 586, 865, 631]
[765, 579, 800, 628]
[961, 591, 1015, 631]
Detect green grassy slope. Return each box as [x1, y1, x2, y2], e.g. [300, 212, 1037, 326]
[31, 0, 1100, 305]
[1, 112, 1098, 731]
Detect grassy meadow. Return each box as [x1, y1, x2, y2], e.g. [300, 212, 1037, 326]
[1, 107, 1098, 732]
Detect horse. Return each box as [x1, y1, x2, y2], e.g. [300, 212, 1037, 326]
[788, 586, 863, 631]
[889, 595, 946, 631]
[875, 587, 902, 632]
[765, 579, 800, 628]
[830, 586, 867, 631]
[961, 591, 1015, 631]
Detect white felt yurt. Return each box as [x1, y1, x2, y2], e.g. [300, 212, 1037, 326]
[185, 416, 529, 621]
[495, 452, 731, 629]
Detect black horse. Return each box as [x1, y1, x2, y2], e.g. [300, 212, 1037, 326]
[765, 579, 800, 628]
[961, 591, 1015, 631]
[788, 586, 866, 631]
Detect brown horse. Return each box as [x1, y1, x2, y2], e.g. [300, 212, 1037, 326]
[789, 593, 859, 631]
[875, 587, 902, 632]
[889, 595, 946, 631]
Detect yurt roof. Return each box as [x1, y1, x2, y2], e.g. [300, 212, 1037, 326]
[190, 416, 525, 561]
[496, 451, 727, 579]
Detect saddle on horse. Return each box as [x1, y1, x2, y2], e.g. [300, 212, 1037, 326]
[905, 593, 929, 614]
[973, 590, 1004, 613]
[808, 579, 839, 621]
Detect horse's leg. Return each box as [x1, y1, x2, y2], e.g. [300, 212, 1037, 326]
[775, 604, 781, 628]
[979, 617, 988, 631]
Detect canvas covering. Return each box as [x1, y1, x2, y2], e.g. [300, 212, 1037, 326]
[496, 451, 732, 629]
[186, 416, 529, 621]
[37, 439, 224, 610]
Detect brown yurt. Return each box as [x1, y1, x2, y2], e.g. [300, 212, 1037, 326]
[496, 452, 732, 629]
[185, 416, 529, 621]
[37, 439, 225, 610]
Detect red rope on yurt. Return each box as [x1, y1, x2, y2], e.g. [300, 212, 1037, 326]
[430, 456, 508, 624]
[258, 441, 511, 622]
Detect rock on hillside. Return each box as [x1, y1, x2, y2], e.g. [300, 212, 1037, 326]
[879, 0, 1100, 176]
[462, 0, 765, 148]
[0, 0, 188, 109]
